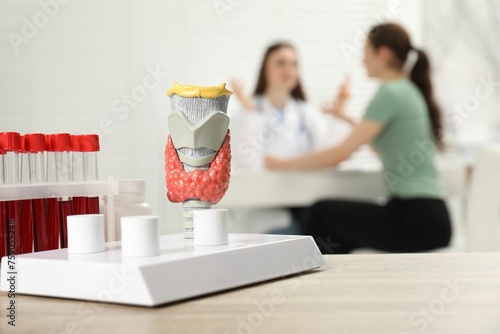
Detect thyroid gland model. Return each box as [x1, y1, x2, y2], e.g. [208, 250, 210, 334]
[165, 82, 232, 244]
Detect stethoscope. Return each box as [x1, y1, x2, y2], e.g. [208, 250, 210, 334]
[257, 96, 313, 148]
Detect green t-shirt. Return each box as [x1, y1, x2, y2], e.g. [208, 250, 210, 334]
[363, 79, 444, 199]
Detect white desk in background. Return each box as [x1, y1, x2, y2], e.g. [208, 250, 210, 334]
[218, 167, 386, 209]
[219, 149, 386, 209]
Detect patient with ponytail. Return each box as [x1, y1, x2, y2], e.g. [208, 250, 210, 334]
[265, 23, 451, 254]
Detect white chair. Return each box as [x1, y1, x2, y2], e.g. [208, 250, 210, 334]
[465, 145, 500, 252]
[433, 153, 468, 252]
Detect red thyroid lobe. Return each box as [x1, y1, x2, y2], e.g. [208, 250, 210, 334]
[165, 130, 231, 204]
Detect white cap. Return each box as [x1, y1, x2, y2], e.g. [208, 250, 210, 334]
[193, 209, 229, 246]
[67, 214, 105, 254]
[121, 215, 160, 257]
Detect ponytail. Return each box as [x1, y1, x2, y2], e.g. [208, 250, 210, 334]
[409, 49, 444, 150]
[368, 23, 444, 150]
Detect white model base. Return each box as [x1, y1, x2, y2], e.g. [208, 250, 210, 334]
[1, 234, 324, 307]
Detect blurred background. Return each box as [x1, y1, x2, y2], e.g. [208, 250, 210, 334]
[1, 0, 499, 242]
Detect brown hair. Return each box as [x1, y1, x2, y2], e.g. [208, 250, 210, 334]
[253, 42, 306, 101]
[368, 23, 444, 149]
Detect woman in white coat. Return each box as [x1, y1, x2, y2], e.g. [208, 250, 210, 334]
[230, 42, 344, 170]
[229, 42, 347, 234]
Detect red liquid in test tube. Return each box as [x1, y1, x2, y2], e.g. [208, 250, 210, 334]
[80, 134, 100, 214]
[0, 149, 6, 259]
[0, 202, 5, 259]
[25, 133, 50, 252]
[0, 132, 22, 255]
[52, 134, 73, 248]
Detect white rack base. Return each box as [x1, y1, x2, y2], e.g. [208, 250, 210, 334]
[1, 233, 325, 307]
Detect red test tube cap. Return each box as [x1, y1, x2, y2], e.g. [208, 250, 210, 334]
[45, 134, 52, 151]
[25, 133, 46, 153]
[80, 134, 100, 152]
[0, 132, 21, 153]
[19, 135, 26, 153]
[70, 135, 80, 152]
[51, 133, 71, 152]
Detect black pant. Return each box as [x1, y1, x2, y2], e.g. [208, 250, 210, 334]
[305, 197, 452, 254]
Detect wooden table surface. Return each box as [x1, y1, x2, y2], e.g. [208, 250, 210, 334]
[1, 253, 500, 334]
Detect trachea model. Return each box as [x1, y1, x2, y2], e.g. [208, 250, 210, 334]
[165, 82, 232, 244]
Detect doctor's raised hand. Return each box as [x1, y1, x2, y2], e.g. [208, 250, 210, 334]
[229, 77, 255, 111]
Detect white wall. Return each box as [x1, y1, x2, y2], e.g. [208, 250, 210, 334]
[0, 0, 422, 233]
[423, 0, 500, 150]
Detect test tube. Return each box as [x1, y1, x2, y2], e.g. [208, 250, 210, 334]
[71, 134, 86, 215]
[25, 133, 50, 251]
[19, 135, 34, 254]
[52, 133, 72, 248]
[19, 135, 29, 182]
[45, 134, 55, 182]
[45, 134, 60, 249]
[80, 134, 100, 214]
[0, 132, 22, 255]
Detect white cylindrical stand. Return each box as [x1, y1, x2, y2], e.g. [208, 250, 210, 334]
[121, 215, 160, 257]
[67, 214, 105, 254]
[193, 209, 229, 246]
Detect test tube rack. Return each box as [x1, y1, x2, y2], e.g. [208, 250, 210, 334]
[0, 181, 325, 307]
[0, 180, 118, 243]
